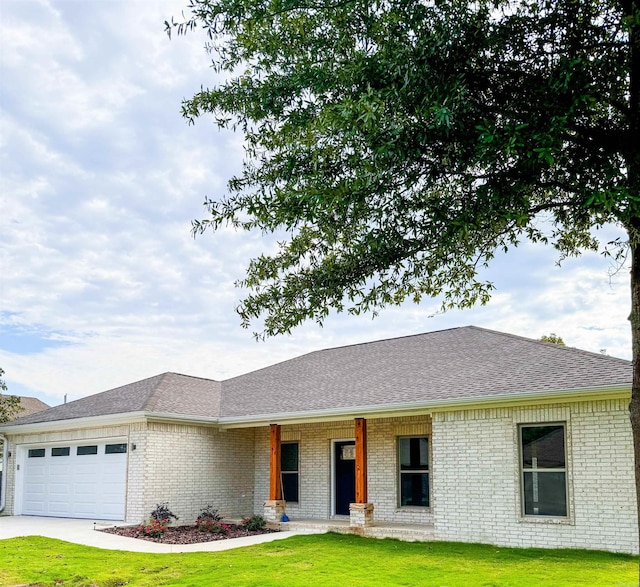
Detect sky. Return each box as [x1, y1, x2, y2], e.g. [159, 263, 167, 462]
[0, 0, 632, 408]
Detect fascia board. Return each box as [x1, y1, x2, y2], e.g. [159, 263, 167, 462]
[143, 413, 220, 426]
[0, 412, 148, 435]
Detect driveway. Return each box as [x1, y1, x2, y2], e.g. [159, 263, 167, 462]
[0, 516, 297, 553]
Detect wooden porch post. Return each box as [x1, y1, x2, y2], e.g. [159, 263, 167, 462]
[355, 417, 368, 503]
[269, 423, 282, 501]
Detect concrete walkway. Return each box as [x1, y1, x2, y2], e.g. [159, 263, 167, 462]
[0, 516, 298, 553]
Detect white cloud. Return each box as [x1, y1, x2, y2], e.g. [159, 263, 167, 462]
[0, 0, 632, 406]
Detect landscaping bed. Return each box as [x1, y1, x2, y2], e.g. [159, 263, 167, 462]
[101, 522, 279, 544]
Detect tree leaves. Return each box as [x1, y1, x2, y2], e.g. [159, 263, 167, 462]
[169, 0, 639, 337]
[0, 368, 23, 424]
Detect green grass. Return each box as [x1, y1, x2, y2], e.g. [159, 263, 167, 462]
[0, 533, 637, 587]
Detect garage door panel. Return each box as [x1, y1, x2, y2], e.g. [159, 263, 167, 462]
[102, 471, 125, 487]
[73, 502, 98, 516]
[74, 482, 99, 496]
[23, 501, 45, 514]
[104, 463, 126, 471]
[75, 464, 99, 476]
[23, 488, 46, 501]
[25, 464, 46, 477]
[24, 483, 46, 496]
[49, 502, 71, 515]
[102, 484, 125, 496]
[49, 464, 71, 477]
[49, 483, 70, 495]
[101, 503, 124, 516]
[21, 441, 127, 520]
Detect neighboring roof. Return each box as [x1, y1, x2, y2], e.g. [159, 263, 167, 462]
[4, 373, 221, 426]
[219, 326, 631, 418]
[0, 326, 632, 429]
[18, 396, 50, 417]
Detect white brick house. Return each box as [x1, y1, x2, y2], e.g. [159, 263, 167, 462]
[0, 326, 636, 554]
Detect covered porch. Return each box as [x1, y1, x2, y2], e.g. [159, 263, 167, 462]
[258, 415, 433, 531]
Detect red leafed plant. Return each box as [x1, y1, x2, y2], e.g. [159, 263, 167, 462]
[195, 518, 230, 534]
[139, 518, 168, 538]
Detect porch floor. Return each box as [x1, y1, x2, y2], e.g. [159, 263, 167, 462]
[268, 518, 436, 542]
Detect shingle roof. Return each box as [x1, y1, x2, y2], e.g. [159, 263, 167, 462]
[0, 326, 631, 428]
[18, 396, 50, 417]
[4, 373, 221, 426]
[219, 326, 631, 418]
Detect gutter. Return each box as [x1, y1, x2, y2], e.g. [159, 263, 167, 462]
[0, 434, 7, 513]
[0, 411, 221, 435]
[143, 412, 220, 426]
[0, 411, 149, 435]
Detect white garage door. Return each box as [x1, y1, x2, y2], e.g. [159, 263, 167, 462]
[22, 441, 128, 520]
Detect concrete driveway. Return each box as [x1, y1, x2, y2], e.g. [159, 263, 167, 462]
[0, 516, 297, 553]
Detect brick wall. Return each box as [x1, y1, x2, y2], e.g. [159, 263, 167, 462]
[253, 416, 434, 524]
[368, 417, 433, 524]
[126, 423, 147, 521]
[1, 422, 255, 525]
[142, 423, 255, 524]
[431, 399, 638, 554]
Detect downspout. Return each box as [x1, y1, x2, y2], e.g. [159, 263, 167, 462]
[0, 434, 8, 512]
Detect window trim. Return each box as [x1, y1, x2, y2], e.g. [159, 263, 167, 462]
[105, 443, 127, 454]
[76, 445, 98, 456]
[281, 441, 300, 504]
[519, 422, 569, 519]
[397, 435, 430, 509]
[51, 447, 70, 457]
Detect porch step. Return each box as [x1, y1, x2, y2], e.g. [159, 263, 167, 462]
[269, 519, 436, 543]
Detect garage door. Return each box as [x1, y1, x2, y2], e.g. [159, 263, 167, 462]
[22, 441, 127, 520]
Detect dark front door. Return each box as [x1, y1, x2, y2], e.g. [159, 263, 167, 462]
[334, 440, 355, 515]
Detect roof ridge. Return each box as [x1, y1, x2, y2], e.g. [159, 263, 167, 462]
[37, 372, 170, 413]
[310, 326, 475, 353]
[222, 326, 476, 384]
[139, 372, 170, 411]
[147, 372, 221, 412]
[163, 372, 220, 383]
[467, 326, 631, 364]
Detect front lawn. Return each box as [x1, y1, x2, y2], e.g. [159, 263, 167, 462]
[0, 533, 636, 586]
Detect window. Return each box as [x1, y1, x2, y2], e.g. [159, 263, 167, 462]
[520, 424, 567, 517]
[105, 443, 127, 454]
[77, 445, 98, 456]
[281, 442, 299, 503]
[52, 447, 70, 457]
[28, 448, 45, 458]
[398, 436, 429, 507]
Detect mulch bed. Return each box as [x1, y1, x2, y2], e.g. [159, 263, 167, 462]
[100, 523, 279, 544]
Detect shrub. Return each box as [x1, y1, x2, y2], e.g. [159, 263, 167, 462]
[196, 519, 230, 534]
[150, 502, 178, 523]
[197, 505, 222, 522]
[195, 505, 226, 533]
[241, 515, 266, 531]
[139, 518, 168, 538]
